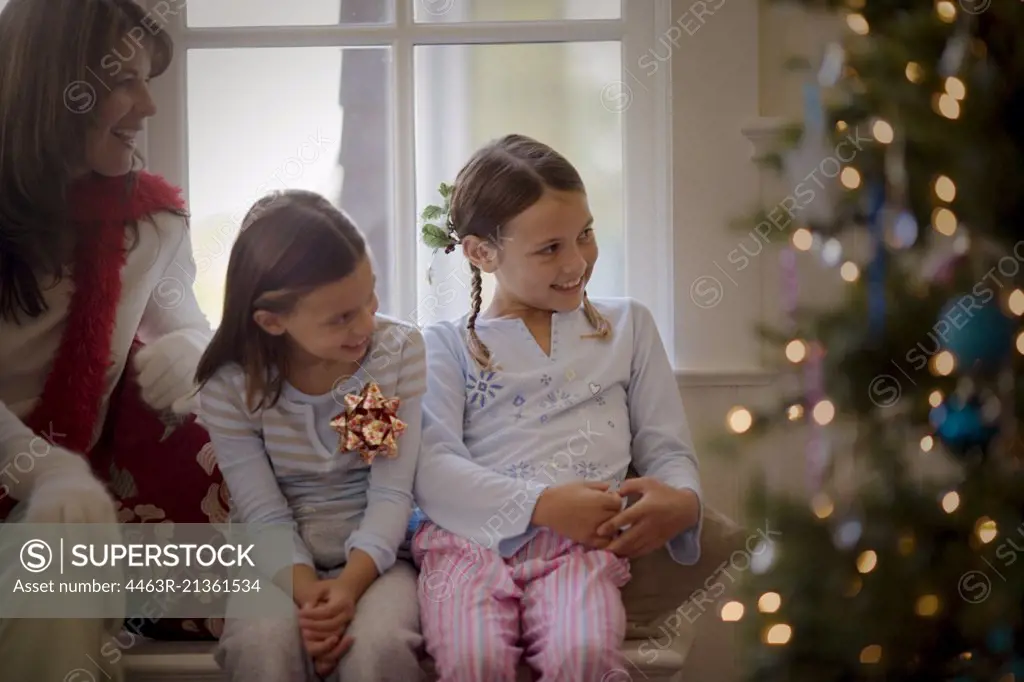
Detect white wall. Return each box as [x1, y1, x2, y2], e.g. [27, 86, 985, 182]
[668, 2, 843, 680]
[670, 0, 762, 375]
[670, 0, 842, 376]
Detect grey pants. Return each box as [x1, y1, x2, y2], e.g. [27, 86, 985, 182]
[216, 559, 424, 682]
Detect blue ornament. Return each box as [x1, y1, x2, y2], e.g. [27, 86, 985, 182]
[929, 395, 999, 458]
[885, 209, 918, 249]
[937, 295, 1016, 372]
[833, 518, 862, 550]
[892, 211, 918, 248]
[865, 181, 887, 341]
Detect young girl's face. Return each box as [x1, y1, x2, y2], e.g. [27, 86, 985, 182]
[487, 189, 597, 313]
[83, 45, 157, 177]
[257, 255, 379, 366]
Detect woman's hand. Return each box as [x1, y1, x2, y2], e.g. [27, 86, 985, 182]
[132, 329, 209, 415]
[596, 478, 700, 558]
[532, 481, 623, 548]
[24, 450, 118, 524]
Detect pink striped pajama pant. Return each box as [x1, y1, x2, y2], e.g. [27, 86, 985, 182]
[412, 522, 632, 682]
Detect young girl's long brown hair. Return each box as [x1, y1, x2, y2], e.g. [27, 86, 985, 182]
[447, 134, 610, 368]
[195, 190, 367, 411]
[0, 0, 176, 322]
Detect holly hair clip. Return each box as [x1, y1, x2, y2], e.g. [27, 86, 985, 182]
[420, 181, 458, 255]
[330, 382, 406, 464]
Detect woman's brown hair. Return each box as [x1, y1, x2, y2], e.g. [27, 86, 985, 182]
[447, 133, 610, 368]
[195, 190, 368, 411]
[0, 0, 175, 322]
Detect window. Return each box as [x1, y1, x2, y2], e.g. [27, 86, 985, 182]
[143, 0, 675, 357]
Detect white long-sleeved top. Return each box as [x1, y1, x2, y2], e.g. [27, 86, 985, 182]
[0, 212, 212, 497]
[196, 317, 425, 576]
[414, 297, 704, 565]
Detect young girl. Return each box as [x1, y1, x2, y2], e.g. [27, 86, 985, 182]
[413, 134, 704, 681]
[196, 190, 424, 682]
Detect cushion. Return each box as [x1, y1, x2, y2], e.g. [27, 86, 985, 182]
[621, 505, 746, 628]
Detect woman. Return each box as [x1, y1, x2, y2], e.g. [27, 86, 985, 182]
[0, 1, 226, 679]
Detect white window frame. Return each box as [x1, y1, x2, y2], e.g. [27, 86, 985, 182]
[143, 0, 676, 363]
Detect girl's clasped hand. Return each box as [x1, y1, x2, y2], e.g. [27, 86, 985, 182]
[531, 480, 623, 548]
[296, 580, 356, 677]
[534, 477, 700, 558]
[598, 477, 701, 558]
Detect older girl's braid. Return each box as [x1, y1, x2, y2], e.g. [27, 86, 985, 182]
[466, 265, 494, 369]
[581, 291, 612, 339]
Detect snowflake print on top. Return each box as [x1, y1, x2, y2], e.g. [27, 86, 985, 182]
[539, 390, 574, 411]
[574, 461, 604, 480]
[466, 370, 504, 408]
[501, 462, 538, 480]
[540, 374, 552, 386]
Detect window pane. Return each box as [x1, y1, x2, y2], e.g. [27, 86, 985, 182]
[414, 0, 619, 22]
[414, 42, 624, 327]
[187, 47, 392, 326]
[187, 0, 391, 27]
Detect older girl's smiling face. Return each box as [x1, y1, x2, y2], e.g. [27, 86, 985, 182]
[488, 189, 598, 314]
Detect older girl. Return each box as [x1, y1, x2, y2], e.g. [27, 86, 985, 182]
[414, 134, 703, 681]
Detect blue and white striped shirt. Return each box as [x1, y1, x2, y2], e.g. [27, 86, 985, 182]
[197, 315, 425, 576]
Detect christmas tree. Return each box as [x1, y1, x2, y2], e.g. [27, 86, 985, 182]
[724, 1, 1024, 680]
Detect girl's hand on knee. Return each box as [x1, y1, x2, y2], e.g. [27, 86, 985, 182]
[312, 633, 354, 677]
[298, 580, 357, 643]
[303, 630, 339, 657]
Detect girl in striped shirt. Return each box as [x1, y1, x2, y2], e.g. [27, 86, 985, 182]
[196, 190, 425, 682]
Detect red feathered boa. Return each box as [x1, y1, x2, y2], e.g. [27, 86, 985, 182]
[23, 172, 186, 453]
[1, 173, 229, 639]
